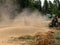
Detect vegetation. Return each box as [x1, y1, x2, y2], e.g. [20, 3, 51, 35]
[0, 0, 60, 17]
[16, 0, 60, 17]
[17, 35, 35, 40]
[11, 33, 60, 40]
[55, 30, 60, 40]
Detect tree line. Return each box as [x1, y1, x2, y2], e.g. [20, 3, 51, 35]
[0, 0, 60, 17]
[16, 0, 60, 17]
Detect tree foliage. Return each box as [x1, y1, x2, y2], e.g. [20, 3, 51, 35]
[43, 0, 49, 14]
[0, 0, 60, 17]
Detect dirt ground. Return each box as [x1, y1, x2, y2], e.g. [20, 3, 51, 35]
[0, 20, 53, 45]
[0, 18, 60, 45]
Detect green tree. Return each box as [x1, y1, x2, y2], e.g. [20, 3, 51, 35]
[43, 0, 49, 14]
[53, 0, 57, 14]
[17, 0, 26, 8]
[53, 0, 59, 15]
[48, 1, 54, 14]
[33, 0, 42, 11]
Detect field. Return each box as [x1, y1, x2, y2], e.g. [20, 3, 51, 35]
[0, 20, 52, 45]
[0, 0, 60, 45]
[0, 22, 59, 45]
[0, 14, 60, 45]
[55, 30, 60, 45]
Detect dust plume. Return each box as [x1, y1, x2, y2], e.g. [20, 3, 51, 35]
[0, 9, 51, 45]
[0, 0, 53, 45]
[0, 0, 50, 28]
[0, 9, 50, 28]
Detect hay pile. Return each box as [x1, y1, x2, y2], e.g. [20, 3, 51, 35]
[34, 31, 55, 45]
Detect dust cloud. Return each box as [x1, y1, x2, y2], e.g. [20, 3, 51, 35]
[0, 8, 51, 45]
[0, 9, 50, 28]
[0, 0, 52, 45]
[0, 0, 50, 28]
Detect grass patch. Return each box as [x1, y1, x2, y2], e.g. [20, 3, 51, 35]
[18, 35, 35, 40]
[55, 30, 60, 40]
[56, 37, 60, 40]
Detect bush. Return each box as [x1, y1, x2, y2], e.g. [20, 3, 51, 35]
[34, 31, 55, 45]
